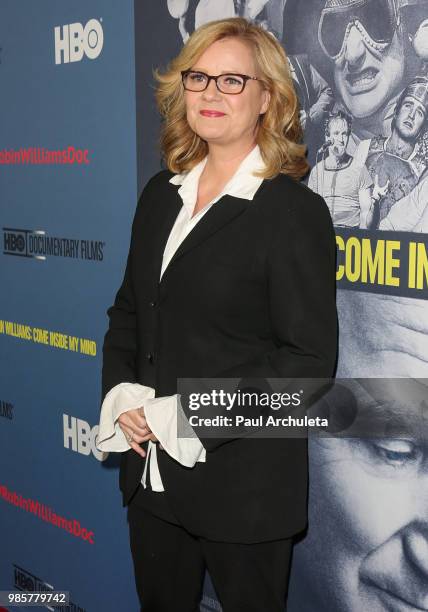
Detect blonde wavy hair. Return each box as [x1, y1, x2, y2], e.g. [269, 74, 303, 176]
[153, 17, 309, 181]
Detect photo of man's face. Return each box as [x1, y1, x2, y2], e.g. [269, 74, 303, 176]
[327, 117, 350, 156]
[319, 0, 406, 120]
[395, 96, 426, 140]
[289, 379, 428, 612]
[334, 26, 405, 119]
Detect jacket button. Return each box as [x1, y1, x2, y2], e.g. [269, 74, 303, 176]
[149, 301, 156, 308]
[146, 352, 154, 363]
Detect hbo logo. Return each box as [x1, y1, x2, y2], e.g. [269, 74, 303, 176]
[63, 414, 108, 462]
[4, 231, 25, 253]
[54, 19, 103, 65]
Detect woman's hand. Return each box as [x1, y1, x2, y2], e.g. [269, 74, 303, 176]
[118, 407, 160, 458]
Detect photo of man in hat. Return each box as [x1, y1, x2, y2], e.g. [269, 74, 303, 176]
[318, 0, 427, 148]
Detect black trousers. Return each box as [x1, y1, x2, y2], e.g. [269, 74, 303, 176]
[127, 486, 293, 612]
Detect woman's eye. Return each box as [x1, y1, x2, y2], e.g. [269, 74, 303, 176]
[190, 73, 205, 81]
[225, 76, 242, 85]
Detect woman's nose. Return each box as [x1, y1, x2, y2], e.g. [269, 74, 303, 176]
[202, 78, 221, 99]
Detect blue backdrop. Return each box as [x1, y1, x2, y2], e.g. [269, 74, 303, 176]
[1, 2, 140, 610]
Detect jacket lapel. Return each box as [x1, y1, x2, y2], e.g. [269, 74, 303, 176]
[146, 187, 182, 285]
[159, 194, 250, 286]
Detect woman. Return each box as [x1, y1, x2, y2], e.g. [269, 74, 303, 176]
[97, 17, 337, 612]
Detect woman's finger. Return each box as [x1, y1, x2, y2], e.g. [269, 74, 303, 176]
[118, 421, 150, 442]
[119, 424, 148, 458]
[131, 408, 149, 430]
[138, 431, 159, 443]
[119, 420, 160, 445]
[119, 412, 151, 437]
[128, 440, 147, 458]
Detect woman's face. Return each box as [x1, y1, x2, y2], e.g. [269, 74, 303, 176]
[183, 37, 270, 150]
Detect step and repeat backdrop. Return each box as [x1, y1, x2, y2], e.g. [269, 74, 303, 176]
[1, 1, 428, 611]
[0, 2, 141, 611]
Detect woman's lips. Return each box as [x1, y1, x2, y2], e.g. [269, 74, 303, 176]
[200, 110, 226, 117]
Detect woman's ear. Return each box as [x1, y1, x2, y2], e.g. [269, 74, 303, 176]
[260, 89, 271, 115]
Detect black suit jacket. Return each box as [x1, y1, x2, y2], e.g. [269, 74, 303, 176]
[101, 169, 338, 543]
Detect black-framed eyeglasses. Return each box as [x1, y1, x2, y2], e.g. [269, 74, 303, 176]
[181, 70, 260, 94]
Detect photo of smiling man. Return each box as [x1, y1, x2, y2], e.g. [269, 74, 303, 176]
[288, 378, 428, 612]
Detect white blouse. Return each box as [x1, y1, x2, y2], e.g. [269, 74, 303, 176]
[96, 144, 266, 491]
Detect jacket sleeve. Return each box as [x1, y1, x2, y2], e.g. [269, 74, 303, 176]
[197, 189, 338, 451]
[100, 172, 207, 467]
[96, 383, 156, 451]
[101, 175, 157, 405]
[96, 381, 207, 468]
